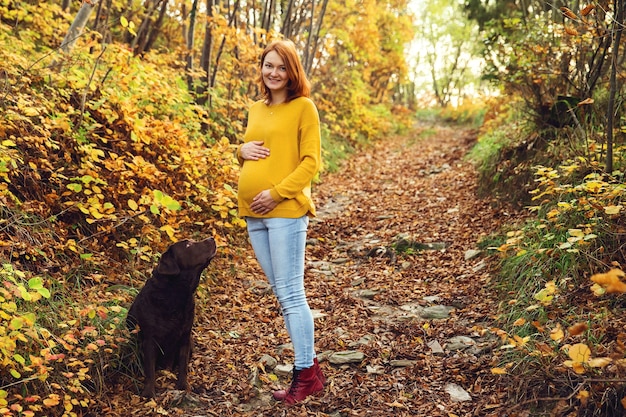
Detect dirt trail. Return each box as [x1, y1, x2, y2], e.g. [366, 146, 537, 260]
[301, 124, 517, 416]
[109, 124, 521, 416]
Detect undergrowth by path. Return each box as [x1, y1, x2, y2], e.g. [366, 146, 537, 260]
[103, 123, 526, 416]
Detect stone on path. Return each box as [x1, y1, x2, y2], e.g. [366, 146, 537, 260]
[259, 354, 277, 370]
[274, 364, 293, 377]
[427, 339, 444, 354]
[390, 359, 417, 367]
[420, 305, 454, 319]
[445, 383, 472, 402]
[446, 336, 476, 351]
[366, 364, 385, 374]
[464, 249, 481, 260]
[328, 350, 365, 364]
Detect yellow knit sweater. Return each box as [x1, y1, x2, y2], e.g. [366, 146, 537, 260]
[237, 96, 321, 218]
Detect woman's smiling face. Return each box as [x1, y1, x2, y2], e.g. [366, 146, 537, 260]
[262, 50, 288, 96]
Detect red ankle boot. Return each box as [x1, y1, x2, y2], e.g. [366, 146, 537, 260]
[272, 364, 324, 405]
[273, 358, 326, 401]
[314, 357, 326, 385]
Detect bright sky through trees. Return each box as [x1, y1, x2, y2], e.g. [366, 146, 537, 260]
[407, 0, 485, 106]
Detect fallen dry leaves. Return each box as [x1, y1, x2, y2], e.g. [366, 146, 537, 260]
[102, 124, 525, 416]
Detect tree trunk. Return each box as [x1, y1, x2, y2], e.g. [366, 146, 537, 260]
[210, 0, 240, 89]
[143, 0, 169, 52]
[303, 0, 315, 73]
[181, 2, 188, 51]
[605, 0, 625, 173]
[261, 0, 275, 34]
[305, 0, 328, 76]
[131, 0, 164, 55]
[59, 0, 99, 54]
[92, 0, 105, 35]
[197, 0, 215, 106]
[281, 0, 295, 37]
[260, 0, 268, 32]
[186, 0, 199, 92]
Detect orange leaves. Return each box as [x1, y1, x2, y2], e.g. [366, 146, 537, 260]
[560, 4, 598, 39]
[159, 225, 177, 241]
[581, 4, 595, 16]
[550, 323, 565, 343]
[211, 183, 244, 228]
[0, 139, 19, 183]
[42, 394, 60, 407]
[490, 367, 507, 375]
[115, 238, 155, 262]
[561, 5, 596, 22]
[490, 259, 622, 380]
[568, 343, 591, 362]
[530, 164, 622, 267]
[567, 322, 588, 336]
[63, 174, 115, 225]
[560, 7, 579, 21]
[590, 268, 626, 295]
[563, 343, 612, 374]
[563, 343, 590, 374]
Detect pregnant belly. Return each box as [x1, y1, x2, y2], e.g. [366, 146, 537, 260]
[238, 160, 274, 203]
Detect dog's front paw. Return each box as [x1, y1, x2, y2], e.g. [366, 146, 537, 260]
[175, 380, 190, 391]
[140, 385, 156, 398]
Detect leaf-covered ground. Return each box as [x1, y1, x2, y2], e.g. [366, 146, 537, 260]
[103, 124, 525, 416]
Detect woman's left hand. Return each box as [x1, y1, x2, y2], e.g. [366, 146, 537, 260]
[250, 190, 279, 215]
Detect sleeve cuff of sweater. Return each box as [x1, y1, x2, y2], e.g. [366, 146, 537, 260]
[269, 188, 284, 202]
[236, 145, 244, 166]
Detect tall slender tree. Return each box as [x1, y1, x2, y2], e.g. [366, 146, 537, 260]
[186, 0, 200, 92]
[59, 0, 100, 54]
[197, 0, 215, 106]
[605, 0, 625, 173]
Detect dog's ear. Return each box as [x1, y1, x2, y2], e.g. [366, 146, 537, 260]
[154, 248, 180, 276]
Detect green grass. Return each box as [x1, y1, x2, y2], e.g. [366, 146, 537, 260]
[321, 128, 355, 173]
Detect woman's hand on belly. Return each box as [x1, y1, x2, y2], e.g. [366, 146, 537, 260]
[250, 190, 279, 215]
[241, 141, 270, 160]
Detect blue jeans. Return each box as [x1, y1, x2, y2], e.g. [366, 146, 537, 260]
[246, 216, 315, 370]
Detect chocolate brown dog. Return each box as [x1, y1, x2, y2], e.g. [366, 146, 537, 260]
[126, 237, 217, 398]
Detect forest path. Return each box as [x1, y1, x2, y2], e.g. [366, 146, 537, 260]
[112, 123, 521, 416]
[297, 122, 517, 416]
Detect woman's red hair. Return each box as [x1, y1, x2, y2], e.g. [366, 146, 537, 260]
[258, 39, 311, 103]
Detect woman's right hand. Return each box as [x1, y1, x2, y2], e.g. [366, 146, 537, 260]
[240, 141, 270, 160]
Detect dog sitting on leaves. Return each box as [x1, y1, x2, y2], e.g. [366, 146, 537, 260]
[126, 237, 217, 398]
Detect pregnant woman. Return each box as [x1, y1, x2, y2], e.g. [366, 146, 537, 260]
[236, 39, 325, 405]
